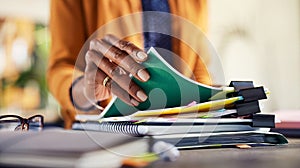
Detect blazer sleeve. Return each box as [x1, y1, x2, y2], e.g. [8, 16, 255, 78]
[47, 0, 86, 126]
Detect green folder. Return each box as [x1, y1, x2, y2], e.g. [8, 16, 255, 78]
[100, 47, 223, 118]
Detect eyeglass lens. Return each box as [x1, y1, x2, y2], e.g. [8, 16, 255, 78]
[0, 115, 43, 131]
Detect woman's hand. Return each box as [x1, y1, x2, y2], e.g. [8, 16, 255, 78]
[84, 34, 150, 107]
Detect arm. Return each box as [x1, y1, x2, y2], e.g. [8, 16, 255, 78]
[48, 0, 150, 128]
[47, 0, 88, 127]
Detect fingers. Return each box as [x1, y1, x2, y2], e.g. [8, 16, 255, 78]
[103, 34, 148, 62]
[85, 50, 148, 106]
[84, 52, 106, 103]
[90, 38, 150, 82]
[85, 34, 150, 106]
[109, 81, 140, 106]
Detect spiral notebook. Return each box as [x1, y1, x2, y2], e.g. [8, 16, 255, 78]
[72, 121, 261, 136]
[72, 116, 273, 136]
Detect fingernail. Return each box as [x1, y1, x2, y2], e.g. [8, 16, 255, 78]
[137, 90, 148, 102]
[137, 69, 150, 81]
[137, 51, 147, 60]
[130, 99, 139, 106]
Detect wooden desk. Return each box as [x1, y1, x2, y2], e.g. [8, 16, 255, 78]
[150, 139, 300, 168]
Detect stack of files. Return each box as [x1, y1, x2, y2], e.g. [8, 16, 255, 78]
[73, 114, 288, 148]
[73, 47, 288, 148]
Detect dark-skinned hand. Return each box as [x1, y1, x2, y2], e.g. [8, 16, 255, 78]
[84, 34, 150, 106]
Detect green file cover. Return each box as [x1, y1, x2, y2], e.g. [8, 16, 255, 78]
[100, 47, 222, 118]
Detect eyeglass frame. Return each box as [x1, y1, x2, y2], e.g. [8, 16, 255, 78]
[0, 114, 44, 131]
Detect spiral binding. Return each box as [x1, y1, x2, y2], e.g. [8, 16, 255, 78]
[95, 121, 144, 136]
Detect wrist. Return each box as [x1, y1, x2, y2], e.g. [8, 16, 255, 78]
[70, 76, 99, 111]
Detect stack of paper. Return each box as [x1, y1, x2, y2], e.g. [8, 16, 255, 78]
[73, 47, 288, 149]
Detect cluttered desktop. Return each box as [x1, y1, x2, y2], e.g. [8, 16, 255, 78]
[0, 52, 298, 167]
[1, 1, 300, 168]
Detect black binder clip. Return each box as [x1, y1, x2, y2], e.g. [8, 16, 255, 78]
[235, 101, 261, 116]
[228, 81, 267, 116]
[251, 114, 275, 128]
[229, 81, 254, 91]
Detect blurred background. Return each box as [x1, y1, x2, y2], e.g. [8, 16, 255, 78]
[0, 0, 299, 126]
[0, 0, 59, 124]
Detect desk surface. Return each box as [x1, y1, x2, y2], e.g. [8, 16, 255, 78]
[150, 138, 300, 168]
[0, 130, 299, 168]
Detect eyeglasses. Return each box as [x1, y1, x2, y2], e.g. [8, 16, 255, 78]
[0, 114, 44, 131]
